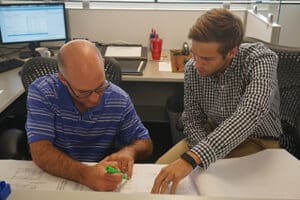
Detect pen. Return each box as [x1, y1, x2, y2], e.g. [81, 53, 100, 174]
[150, 28, 155, 39]
[105, 165, 128, 180]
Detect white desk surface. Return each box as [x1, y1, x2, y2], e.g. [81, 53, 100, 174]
[122, 60, 183, 82]
[122, 50, 184, 82]
[8, 190, 249, 200]
[0, 67, 24, 113]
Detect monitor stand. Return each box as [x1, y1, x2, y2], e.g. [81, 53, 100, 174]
[19, 42, 41, 59]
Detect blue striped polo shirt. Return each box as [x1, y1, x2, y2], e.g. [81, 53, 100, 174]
[26, 74, 150, 162]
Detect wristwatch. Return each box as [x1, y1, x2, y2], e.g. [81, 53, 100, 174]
[181, 152, 198, 169]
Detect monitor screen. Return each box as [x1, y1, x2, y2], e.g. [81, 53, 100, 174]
[0, 3, 68, 44]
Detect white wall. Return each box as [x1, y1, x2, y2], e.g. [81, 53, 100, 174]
[67, 5, 300, 48]
[67, 9, 245, 49]
[244, 10, 281, 44]
[278, 4, 300, 47]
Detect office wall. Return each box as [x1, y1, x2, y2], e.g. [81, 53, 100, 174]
[67, 9, 245, 49]
[278, 4, 300, 47]
[67, 5, 300, 48]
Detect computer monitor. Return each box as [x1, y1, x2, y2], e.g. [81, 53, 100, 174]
[0, 3, 68, 55]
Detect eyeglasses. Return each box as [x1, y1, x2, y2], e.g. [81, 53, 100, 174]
[65, 80, 110, 99]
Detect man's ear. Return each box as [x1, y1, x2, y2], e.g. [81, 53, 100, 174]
[58, 73, 67, 85]
[227, 47, 238, 59]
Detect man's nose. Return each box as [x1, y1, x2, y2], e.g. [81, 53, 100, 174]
[88, 91, 101, 104]
[194, 59, 205, 69]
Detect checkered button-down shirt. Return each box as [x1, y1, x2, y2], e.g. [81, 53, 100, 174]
[182, 42, 283, 169]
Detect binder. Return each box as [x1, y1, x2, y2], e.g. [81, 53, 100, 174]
[102, 45, 148, 76]
[117, 59, 146, 76]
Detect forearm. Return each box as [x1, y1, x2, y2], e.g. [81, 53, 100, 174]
[190, 102, 270, 169]
[119, 139, 153, 161]
[30, 140, 89, 185]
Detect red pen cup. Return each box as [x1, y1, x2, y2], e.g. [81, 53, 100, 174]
[151, 38, 163, 61]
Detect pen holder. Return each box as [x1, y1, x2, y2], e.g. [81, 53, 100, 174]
[170, 49, 192, 72]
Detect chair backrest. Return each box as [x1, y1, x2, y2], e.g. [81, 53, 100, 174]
[268, 45, 300, 128]
[274, 45, 300, 157]
[20, 57, 122, 94]
[104, 57, 122, 85]
[20, 57, 59, 93]
[244, 37, 300, 129]
[244, 37, 300, 157]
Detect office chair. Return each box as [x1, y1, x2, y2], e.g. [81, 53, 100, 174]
[0, 57, 58, 160]
[243, 37, 300, 157]
[104, 57, 122, 85]
[0, 57, 122, 160]
[20, 57, 59, 93]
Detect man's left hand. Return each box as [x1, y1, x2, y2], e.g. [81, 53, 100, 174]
[151, 158, 193, 194]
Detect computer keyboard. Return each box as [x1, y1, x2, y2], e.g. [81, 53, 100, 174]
[0, 58, 25, 73]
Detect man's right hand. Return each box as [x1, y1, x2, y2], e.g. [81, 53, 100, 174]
[81, 161, 123, 191]
[30, 141, 123, 192]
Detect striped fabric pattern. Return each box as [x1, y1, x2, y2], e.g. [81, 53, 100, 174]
[182, 42, 283, 169]
[26, 74, 149, 162]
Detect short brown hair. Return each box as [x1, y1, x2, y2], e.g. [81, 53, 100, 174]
[188, 8, 244, 57]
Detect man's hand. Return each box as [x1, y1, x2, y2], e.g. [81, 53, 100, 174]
[81, 161, 123, 191]
[104, 139, 153, 178]
[30, 141, 123, 192]
[151, 158, 193, 194]
[104, 148, 135, 178]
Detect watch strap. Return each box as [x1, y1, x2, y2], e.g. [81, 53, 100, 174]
[181, 152, 197, 169]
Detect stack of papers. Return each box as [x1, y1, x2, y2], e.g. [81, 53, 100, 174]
[191, 149, 300, 199]
[104, 45, 147, 75]
[105, 46, 142, 58]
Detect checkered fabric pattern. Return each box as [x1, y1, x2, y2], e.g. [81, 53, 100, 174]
[182, 42, 283, 169]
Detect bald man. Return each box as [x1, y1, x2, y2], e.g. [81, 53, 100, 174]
[25, 40, 153, 191]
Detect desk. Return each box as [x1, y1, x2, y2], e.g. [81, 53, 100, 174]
[9, 190, 229, 200]
[123, 59, 183, 82]
[3, 150, 300, 200]
[0, 67, 24, 114]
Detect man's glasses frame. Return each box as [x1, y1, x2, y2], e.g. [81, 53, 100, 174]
[65, 79, 110, 99]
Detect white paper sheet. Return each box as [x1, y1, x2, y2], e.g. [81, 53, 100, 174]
[119, 164, 198, 195]
[0, 160, 90, 191]
[191, 149, 300, 199]
[0, 161, 198, 195]
[105, 46, 141, 57]
[159, 62, 172, 72]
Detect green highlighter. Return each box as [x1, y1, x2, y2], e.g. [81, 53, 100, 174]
[105, 165, 128, 180]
